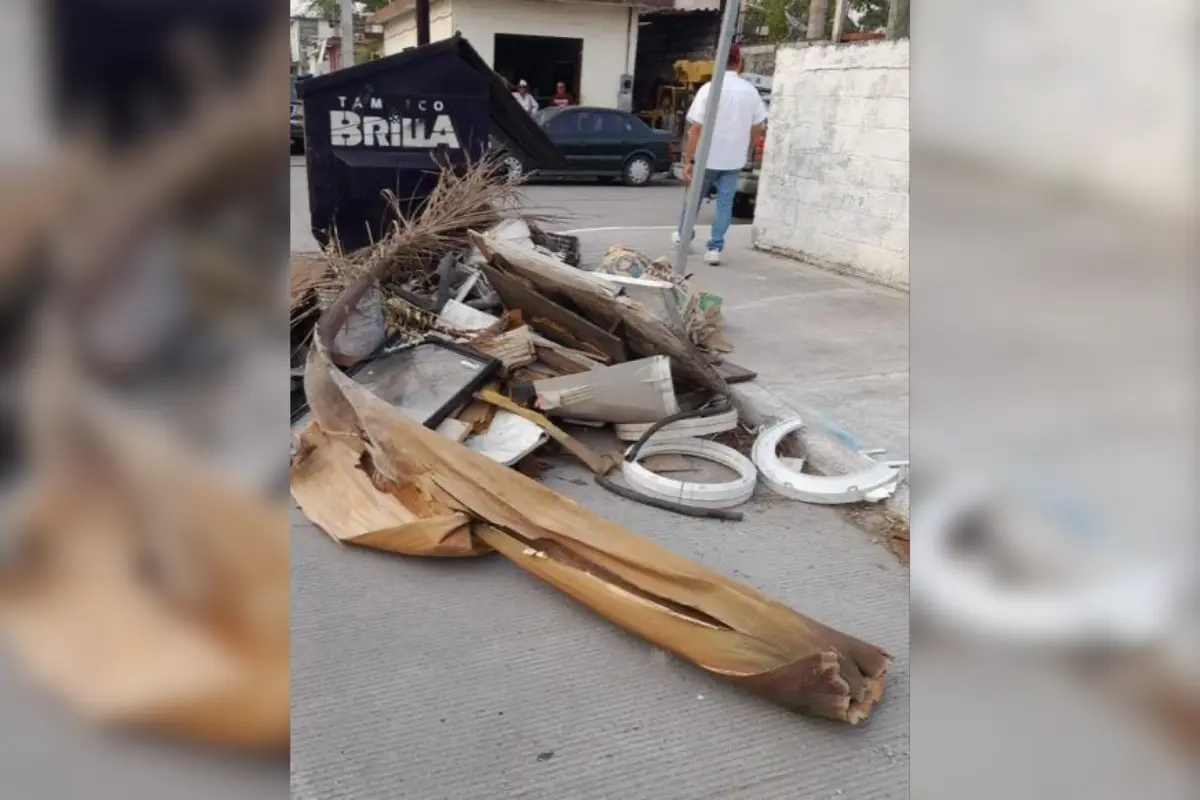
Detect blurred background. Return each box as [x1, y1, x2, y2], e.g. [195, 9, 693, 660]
[0, 0, 1194, 798]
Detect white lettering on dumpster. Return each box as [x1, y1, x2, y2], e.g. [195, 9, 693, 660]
[330, 110, 460, 149]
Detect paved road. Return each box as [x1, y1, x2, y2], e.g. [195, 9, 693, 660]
[290, 156, 735, 252]
[290, 156, 910, 800]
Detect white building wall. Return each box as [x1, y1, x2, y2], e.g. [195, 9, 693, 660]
[754, 40, 909, 289]
[453, 0, 636, 107]
[382, 0, 455, 55]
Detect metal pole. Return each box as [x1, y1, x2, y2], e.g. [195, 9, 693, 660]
[831, 0, 850, 43]
[672, 0, 741, 276]
[416, 0, 432, 46]
[886, 0, 909, 40]
[340, 0, 355, 68]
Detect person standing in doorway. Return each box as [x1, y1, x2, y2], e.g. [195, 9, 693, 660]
[513, 79, 539, 115]
[551, 81, 574, 107]
[673, 44, 767, 266]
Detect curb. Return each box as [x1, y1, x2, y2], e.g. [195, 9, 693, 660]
[730, 382, 910, 563]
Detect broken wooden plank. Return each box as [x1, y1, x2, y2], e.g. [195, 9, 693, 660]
[436, 418, 473, 443]
[469, 325, 536, 370]
[299, 332, 891, 725]
[533, 340, 605, 375]
[480, 263, 628, 364]
[475, 233, 727, 396]
[533, 356, 679, 424]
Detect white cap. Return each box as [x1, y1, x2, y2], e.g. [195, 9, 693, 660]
[517, 79, 528, 87]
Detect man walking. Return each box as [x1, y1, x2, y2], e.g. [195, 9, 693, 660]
[512, 79, 539, 115]
[673, 44, 768, 266]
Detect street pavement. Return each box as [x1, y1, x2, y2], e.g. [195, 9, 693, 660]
[289, 156, 726, 250]
[290, 158, 911, 800]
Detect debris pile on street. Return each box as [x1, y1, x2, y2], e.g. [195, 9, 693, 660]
[290, 162, 902, 724]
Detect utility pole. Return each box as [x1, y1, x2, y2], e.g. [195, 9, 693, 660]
[806, 0, 827, 40]
[886, 0, 909, 40]
[416, 0, 431, 46]
[340, 0, 355, 68]
[672, 0, 741, 277]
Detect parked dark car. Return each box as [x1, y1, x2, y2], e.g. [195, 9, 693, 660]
[497, 106, 672, 187]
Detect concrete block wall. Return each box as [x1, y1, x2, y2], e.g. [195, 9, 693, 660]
[754, 40, 909, 290]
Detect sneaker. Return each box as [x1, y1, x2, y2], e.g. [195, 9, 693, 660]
[703, 249, 722, 265]
[671, 230, 681, 247]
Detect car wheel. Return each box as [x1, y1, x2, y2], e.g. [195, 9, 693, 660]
[500, 154, 525, 183]
[622, 155, 653, 187]
[732, 192, 756, 220]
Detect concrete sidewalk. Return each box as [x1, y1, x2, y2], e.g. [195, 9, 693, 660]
[291, 224, 910, 800]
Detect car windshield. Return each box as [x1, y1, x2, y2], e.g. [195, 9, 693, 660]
[533, 107, 566, 126]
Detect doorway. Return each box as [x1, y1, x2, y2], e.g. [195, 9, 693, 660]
[494, 34, 583, 107]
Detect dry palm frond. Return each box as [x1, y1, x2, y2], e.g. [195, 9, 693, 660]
[291, 155, 551, 349]
[332, 153, 555, 289]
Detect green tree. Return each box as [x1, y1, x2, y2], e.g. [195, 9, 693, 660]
[849, 0, 890, 33]
[744, 0, 803, 45]
[744, 0, 890, 43]
[299, 0, 391, 24]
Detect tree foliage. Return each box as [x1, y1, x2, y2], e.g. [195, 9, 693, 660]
[742, 0, 891, 44]
[300, 0, 391, 24]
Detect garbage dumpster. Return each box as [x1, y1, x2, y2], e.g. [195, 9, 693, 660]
[297, 34, 566, 254]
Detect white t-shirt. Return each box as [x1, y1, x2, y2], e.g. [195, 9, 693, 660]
[686, 72, 769, 171]
[513, 91, 539, 115]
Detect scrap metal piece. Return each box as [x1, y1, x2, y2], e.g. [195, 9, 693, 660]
[622, 437, 757, 511]
[753, 419, 900, 505]
[464, 410, 548, 466]
[533, 356, 679, 424]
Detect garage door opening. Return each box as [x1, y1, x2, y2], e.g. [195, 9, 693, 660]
[494, 34, 582, 108]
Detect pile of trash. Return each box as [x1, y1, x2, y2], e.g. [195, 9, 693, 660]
[291, 209, 906, 519]
[289, 163, 899, 726]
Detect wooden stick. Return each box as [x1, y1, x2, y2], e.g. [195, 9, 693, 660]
[474, 388, 619, 476]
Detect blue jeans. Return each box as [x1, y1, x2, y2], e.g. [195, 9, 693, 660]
[677, 168, 739, 252]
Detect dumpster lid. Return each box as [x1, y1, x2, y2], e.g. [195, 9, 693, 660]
[297, 34, 566, 170]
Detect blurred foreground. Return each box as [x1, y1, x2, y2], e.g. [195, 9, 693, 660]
[910, 0, 1197, 795]
[1, 1, 288, 798]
